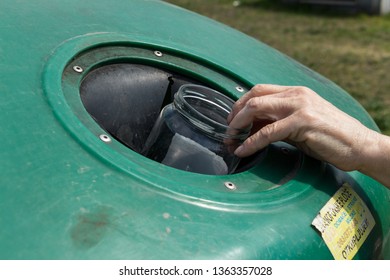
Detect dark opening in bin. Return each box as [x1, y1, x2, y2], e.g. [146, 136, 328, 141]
[80, 63, 204, 153]
[79, 63, 262, 173]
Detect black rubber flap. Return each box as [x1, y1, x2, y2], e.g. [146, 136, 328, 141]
[80, 64, 170, 152]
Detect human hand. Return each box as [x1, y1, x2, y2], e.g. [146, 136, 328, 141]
[227, 84, 375, 172]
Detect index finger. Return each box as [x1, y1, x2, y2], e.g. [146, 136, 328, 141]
[228, 84, 291, 123]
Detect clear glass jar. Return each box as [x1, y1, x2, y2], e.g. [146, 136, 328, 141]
[142, 84, 250, 175]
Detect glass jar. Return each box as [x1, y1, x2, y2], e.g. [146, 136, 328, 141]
[142, 84, 250, 175]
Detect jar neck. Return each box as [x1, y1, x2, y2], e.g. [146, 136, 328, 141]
[173, 84, 250, 140]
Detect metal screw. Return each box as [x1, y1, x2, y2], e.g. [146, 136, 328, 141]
[73, 65, 83, 73]
[154, 50, 163, 57]
[99, 134, 112, 143]
[235, 86, 245, 93]
[224, 182, 237, 190]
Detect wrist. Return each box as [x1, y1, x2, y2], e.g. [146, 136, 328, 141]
[357, 129, 390, 187]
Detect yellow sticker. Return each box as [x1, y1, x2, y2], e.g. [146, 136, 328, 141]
[312, 183, 375, 260]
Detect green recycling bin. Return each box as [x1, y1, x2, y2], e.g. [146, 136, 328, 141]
[0, 0, 389, 260]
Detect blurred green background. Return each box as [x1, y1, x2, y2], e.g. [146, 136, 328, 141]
[165, 0, 390, 135]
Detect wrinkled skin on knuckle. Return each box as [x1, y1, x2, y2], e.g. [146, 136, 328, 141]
[245, 97, 263, 113]
[252, 84, 267, 93]
[242, 122, 275, 150]
[259, 122, 278, 143]
[296, 107, 319, 127]
[288, 86, 316, 105]
[294, 86, 315, 96]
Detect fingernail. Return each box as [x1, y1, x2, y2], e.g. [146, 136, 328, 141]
[234, 145, 244, 156]
[227, 112, 233, 123]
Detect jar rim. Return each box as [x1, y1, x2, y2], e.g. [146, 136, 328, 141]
[173, 84, 250, 140]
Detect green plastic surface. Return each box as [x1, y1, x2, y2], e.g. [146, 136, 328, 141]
[0, 0, 389, 259]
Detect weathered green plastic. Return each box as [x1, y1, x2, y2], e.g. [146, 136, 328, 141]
[0, 0, 389, 259]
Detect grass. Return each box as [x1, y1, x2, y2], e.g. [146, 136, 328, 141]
[165, 0, 390, 135]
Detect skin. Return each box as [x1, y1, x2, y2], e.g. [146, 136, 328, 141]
[228, 84, 390, 189]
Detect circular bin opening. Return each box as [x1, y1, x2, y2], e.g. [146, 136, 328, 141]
[80, 63, 262, 174]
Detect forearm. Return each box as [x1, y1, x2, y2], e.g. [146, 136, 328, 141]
[358, 130, 390, 189]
